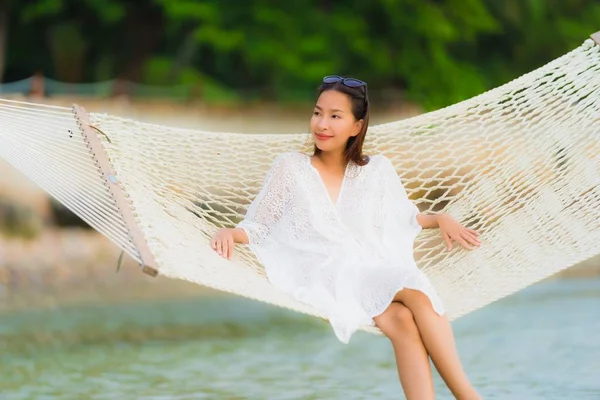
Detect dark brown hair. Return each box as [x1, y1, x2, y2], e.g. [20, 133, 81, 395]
[314, 80, 370, 166]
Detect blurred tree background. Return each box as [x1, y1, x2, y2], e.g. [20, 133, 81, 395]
[0, 0, 598, 110]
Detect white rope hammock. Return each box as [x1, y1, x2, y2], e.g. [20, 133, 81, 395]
[1, 35, 599, 334]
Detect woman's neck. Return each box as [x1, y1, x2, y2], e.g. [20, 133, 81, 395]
[314, 151, 347, 172]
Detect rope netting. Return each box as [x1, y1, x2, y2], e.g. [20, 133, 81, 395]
[1, 37, 599, 333]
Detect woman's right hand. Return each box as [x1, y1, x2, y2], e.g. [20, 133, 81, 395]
[211, 228, 236, 259]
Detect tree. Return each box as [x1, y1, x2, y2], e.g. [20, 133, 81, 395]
[0, 0, 11, 82]
[3, 0, 599, 109]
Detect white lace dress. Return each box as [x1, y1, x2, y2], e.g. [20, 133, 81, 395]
[237, 152, 444, 343]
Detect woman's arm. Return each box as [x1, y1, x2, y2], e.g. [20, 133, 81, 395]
[418, 212, 481, 251]
[211, 227, 249, 259]
[212, 154, 289, 259]
[232, 227, 249, 244]
[416, 213, 441, 229]
[379, 156, 480, 250]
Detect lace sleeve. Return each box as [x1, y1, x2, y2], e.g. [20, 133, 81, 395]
[380, 156, 422, 235]
[236, 154, 293, 245]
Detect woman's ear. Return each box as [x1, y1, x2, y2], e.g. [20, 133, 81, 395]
[352, 119, 364, 137]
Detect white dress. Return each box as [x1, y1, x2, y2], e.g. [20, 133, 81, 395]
[237, 152, 444, 343]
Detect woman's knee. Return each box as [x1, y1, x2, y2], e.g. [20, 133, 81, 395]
[393, 288, 434, 311]
[374, 302, 418, 339]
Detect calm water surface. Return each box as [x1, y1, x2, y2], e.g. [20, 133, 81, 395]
[1, 278, 599, 399]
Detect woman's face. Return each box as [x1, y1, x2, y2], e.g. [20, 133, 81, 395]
[310, 90, 362, 154]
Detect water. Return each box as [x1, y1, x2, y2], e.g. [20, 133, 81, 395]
[1, 278, 599, 399]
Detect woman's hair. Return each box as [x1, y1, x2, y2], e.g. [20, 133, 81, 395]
[314, 80, 370, 166]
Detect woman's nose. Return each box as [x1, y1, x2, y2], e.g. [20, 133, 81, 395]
[316, 117, 328, 131]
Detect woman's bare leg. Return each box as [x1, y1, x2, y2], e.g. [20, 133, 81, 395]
[394, 289, 481, 400]
[374, 302, 435, 400]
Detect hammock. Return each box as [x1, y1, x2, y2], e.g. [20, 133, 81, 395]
[1, 35, 599, 334]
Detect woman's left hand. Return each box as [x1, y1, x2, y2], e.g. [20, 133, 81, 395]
[437, 213, 481, 251]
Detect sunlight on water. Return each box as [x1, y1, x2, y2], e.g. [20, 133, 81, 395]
[1, 279, 599, 399]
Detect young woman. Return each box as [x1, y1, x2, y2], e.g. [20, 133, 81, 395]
[211, 76, 482, 399]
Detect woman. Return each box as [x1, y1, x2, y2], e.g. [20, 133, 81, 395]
[211, 76, 482, 399]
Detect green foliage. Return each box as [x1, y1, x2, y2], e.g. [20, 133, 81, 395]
[2, 0, 598, 109]
[20, 0, 64, 23]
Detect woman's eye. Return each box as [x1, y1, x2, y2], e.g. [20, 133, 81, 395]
[332, 114, 340, 119]
[313, 111, 320, 116]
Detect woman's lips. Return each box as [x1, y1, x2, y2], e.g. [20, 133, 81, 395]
[315, 133, 333, 141]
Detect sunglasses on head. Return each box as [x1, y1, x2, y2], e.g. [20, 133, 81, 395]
[322, 75, 367, 89]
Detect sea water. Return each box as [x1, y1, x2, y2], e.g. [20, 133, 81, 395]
[1, 278, 598, 399]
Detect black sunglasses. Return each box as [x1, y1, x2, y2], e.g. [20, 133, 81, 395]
[322, 75, 367, 89]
